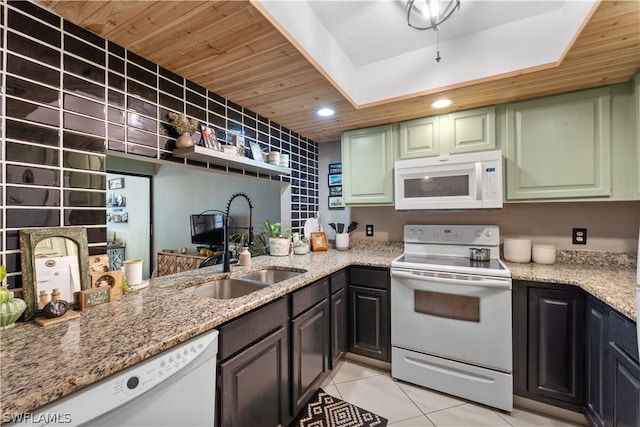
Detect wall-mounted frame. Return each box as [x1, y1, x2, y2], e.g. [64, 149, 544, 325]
[108, 178, 124, 190]
[19, 227, 92, 320]
[310, 232, 328, 251]
[329, 185, 342, 196]
[328, 196, 345, 209]
[328, 174, 342, 186]
[329, 163, 342, 174]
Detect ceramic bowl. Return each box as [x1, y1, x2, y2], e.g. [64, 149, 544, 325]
[532, 244, 556, 264]
[503, 238, 531, 263]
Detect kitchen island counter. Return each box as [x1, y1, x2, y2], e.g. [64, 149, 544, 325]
[1, 245, 636, 419]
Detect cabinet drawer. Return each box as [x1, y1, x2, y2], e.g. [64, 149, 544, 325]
[330, 269, 347, 294]
[609, 310, 639, 364]
[219, 297, 288, 360]
[349, 267, 389, 290]
[291, 278, 329, 318]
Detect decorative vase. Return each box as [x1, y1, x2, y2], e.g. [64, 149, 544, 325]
[268, 237, 290, 257]
[0, 297, 26, 330]
[176, 133, 194, 148]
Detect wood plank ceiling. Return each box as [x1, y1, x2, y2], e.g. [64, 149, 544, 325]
[37, 0, 640, 143]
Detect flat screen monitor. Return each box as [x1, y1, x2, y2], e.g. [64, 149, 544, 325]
[190, 213, 224, 248]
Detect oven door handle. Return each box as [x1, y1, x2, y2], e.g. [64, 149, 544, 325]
[391, 270, 511, 289]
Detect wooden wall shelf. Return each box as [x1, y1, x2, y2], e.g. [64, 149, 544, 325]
[173, 145, 291, 176]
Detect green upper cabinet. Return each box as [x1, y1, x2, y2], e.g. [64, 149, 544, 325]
[398, 107, 495, 159]
[446, 107, 496, 154]
[635, 73, 640, 199]
[505, 87, 612, 200]
[399, 116, 440, 159]
[342, 124, 396, 205]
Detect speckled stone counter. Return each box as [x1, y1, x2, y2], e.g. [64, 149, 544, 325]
[0, 248, 400, 420]
[1, 245, 636, 420]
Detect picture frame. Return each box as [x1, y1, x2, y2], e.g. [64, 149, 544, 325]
[328, 173, 342, 186]
[200, 124, 220, 150]
[329, 185, 342, 196]
[329, 163, 342, 174]
[77, 286, 111, 311]
[310, 232, 328, 252]
[108, 178, 124, 190]
[328, 196, 345, 209]
[232, 134, 246, 157]
[249, 140, 264, 162]
[91, 269, 123, 298]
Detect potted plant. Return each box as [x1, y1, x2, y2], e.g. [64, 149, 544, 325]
[168, 112, 199, 148]
[0, 265, 26, 329]
[263, 220, 291, 257]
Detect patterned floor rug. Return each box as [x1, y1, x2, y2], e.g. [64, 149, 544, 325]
[297, 388, 388, 427]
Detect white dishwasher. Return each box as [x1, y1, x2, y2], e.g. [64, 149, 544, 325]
[13, 329, 218, 427]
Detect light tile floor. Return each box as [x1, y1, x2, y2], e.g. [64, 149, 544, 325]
[321, 360, 587, 427]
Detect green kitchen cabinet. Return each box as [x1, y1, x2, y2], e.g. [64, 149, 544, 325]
[399, 116, 440, 159]
[505, 87, 612, 200]
[341, 124, 396, 205]
[446, 107, 496, 155]
[635, 73, 640, 200]
[398, 107, 495, 159]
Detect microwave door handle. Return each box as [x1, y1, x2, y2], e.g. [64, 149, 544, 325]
[391, 270, 511, 289]
[475, 162, 483, 200]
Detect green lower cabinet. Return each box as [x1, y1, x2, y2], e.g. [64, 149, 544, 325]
[505, 87, 612, 200]
[341, 124, 396, 205]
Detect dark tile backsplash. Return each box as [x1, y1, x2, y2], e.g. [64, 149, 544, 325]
[0, 0, 319, 288]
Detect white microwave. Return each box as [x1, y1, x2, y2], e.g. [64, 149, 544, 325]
[394, 150, 503, 210]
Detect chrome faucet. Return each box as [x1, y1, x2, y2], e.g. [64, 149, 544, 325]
[223, 192, 254, 272]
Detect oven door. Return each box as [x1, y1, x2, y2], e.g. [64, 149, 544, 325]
[391, 268, 512, 371]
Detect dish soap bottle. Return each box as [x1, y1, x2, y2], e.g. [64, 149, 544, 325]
[238, 246, 251, 267]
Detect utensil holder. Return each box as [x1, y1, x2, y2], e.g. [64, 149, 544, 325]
[335, 233, 349, 251]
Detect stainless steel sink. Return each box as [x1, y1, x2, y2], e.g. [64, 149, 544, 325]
[238, 268, 305, 284]
[182, 279, 268, 299]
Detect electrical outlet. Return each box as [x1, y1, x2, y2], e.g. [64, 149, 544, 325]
[572, 228, 587, 245]
[366, 224, 374, 237]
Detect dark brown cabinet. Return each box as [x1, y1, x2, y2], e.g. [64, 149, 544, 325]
[290, 278, 331, 416]
[348, 267, 390, 362]
[218, 298, 290, 427]
[330, 269, 347, 368]
[513, 280, 585, 412]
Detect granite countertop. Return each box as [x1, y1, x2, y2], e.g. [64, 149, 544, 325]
[1, 245, 636, 419]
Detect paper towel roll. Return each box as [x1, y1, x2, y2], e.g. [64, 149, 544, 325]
[124, 259, 143, 286]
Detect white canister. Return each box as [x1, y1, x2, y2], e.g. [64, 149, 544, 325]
[503, 239, 532, 263]
[335, 233, 349, 251]
[124, 259, 143, 285]
[238, 247, 251, 266]
[532, 244, 556, 265]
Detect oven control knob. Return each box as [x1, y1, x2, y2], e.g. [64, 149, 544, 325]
[475, 230, 483, 237]
[416, 229, 424, 236]
[485, 230, 492, 237]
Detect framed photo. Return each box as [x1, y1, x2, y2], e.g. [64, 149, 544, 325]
[328, 196, 345, 209]
[328, 173, 342, 186]
[91, 269, 123, 298]
[310, 232, 328, 252]
[108, 178, 124, 190]
[329, 163, 342, 174]
[329, 185, 342, 196]
[200, 125, 220, 150]
[77, 287, 111, 311]
[249, 140, 264, 162]
[232, 134, 246, 156]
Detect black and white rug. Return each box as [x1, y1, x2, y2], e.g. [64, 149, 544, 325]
[297, 388, 388, 427]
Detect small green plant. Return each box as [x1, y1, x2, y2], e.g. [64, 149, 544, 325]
[263, 220, 292, 238]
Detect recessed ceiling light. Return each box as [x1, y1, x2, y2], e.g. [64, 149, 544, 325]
[432, 99, 452, 108]
[317, 107, 335, 117]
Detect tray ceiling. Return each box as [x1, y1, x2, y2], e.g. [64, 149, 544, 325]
[37, 0, 640, 143]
